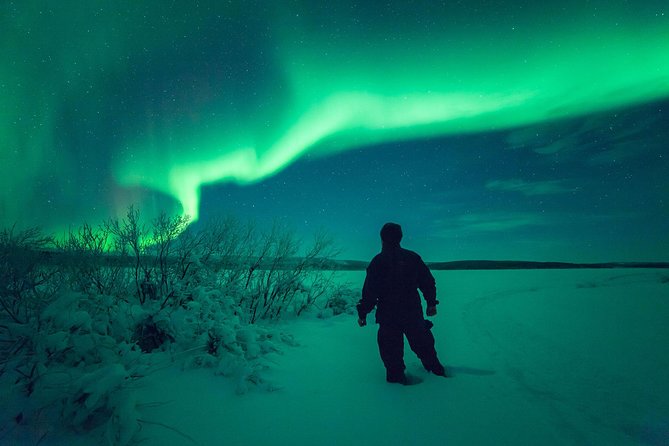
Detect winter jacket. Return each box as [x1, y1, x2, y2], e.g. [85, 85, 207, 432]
[357, 244, 438, 325]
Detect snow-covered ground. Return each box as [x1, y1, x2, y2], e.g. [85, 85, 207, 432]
[13, 269, 669, 445]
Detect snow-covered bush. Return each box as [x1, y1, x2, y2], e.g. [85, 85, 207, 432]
[321, 284, 359, 317]
[1, 209, 353, 443]
[132, 313, 176, 353]
[1, 291, 146, 445]
[0, 284, 296, 443]
[168, 286, 287, 394]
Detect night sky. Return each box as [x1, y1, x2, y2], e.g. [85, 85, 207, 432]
[2, 1, 668, 262]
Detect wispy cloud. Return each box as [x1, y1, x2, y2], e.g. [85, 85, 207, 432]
[457, 212, 548, 231]
[485, 178, 578, 196]
[504, 106, 665, 163]
[434, 211, 549, 236]
[432, 209, 640, 237]
[505, 123, 582, 155]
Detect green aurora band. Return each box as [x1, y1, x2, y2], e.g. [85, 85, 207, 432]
[2, 1, 669, 227]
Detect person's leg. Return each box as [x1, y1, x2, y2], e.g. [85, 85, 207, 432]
[405, 319, 445, 376]
[377, 323, 406, 382]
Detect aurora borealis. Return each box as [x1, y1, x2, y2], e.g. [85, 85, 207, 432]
[1, 1, 668, 261]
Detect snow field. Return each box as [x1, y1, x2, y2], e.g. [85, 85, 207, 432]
[132, 269, 668, 446]
[2, 269, 666, 445]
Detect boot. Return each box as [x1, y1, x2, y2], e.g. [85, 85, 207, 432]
[430, 362, 447, 377]
[386, 371, 408, 385]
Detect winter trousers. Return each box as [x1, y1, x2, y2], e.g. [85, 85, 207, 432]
[377, 319, 441, 379]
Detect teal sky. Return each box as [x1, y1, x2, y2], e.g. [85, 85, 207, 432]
[1, 1, 668, 261]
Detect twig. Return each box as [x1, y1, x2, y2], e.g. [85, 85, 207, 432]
[135, 400, 173, 409]
[35, 430, 50, 446]
[136, 419, 199, 445]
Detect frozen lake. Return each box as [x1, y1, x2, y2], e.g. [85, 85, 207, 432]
[128, 269, 669, 446]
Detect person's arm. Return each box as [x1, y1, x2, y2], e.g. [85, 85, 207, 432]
[357, 266, 379, 326]
[417, 258, 439, 316]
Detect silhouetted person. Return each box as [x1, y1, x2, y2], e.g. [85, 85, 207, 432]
[357, 223, 446, 384]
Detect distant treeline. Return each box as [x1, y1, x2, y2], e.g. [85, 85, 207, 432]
[426, 260, 669, 270]
[332, 259, 669, 271]
[22, 249, 338, 271]
[17, 250, 669, 271]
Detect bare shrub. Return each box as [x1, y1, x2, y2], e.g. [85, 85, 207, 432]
[0, 226, 57, 325]
[147, 212, 190, 305]
[104, 205, 147, 303]
[56, 223, 129, 296]
[242, 224, 341, 323]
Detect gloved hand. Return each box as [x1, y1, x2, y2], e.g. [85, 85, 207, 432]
[426, 305, 437, 317]
[358, 317, 367, 327]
